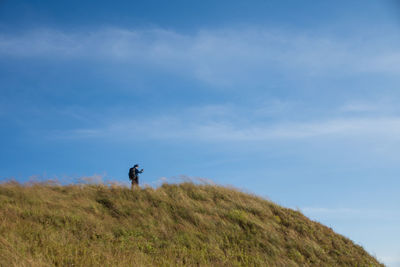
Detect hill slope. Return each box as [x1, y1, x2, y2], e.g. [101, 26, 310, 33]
[0, 182, 382, 266]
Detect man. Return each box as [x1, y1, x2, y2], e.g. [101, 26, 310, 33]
[129, 164, 144, 190]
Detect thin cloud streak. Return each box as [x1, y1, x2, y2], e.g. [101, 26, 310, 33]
[301, 207, 400, 220]
[53, 115, 400, 142]
[1, 27, 399, 86]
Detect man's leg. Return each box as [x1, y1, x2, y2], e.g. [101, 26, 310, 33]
[131, 179, 139, 190]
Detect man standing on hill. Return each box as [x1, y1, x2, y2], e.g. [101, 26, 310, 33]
[129, 164, 144, 190]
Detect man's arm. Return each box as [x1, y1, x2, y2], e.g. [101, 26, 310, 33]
[135, 168, 144, 175]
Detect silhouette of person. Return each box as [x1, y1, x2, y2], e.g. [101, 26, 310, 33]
[129, 164, 144, 190]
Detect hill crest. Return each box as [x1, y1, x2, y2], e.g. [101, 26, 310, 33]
[0, 181, 383, 266]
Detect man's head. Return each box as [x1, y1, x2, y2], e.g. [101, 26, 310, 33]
[134, 164, 139, 168]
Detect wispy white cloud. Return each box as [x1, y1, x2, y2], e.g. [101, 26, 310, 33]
[338, 99, 398, 114]
[1, 27, 399, 86]
[339, 103, 379, 113]
[301, 207, 400, 220]
[52, 108, 400, 143]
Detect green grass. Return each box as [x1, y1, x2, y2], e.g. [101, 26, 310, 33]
[0, 181, 383, 266]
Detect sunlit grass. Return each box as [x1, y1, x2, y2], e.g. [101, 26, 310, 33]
[0, 181, 383, 266]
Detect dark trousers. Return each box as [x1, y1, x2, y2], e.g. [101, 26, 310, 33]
[131, 177, 139, 190]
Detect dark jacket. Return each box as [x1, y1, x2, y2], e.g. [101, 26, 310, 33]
[129, 167, 143, 180]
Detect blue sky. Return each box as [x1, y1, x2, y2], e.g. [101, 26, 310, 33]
[1, 0, 400, 265]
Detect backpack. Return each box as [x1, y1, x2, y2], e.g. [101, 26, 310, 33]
[129, 167, 136, 180]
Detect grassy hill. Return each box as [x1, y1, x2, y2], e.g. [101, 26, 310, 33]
[0, 181, 383, 266]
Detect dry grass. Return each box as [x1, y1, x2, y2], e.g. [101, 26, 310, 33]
[0, 181, 383, 266]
